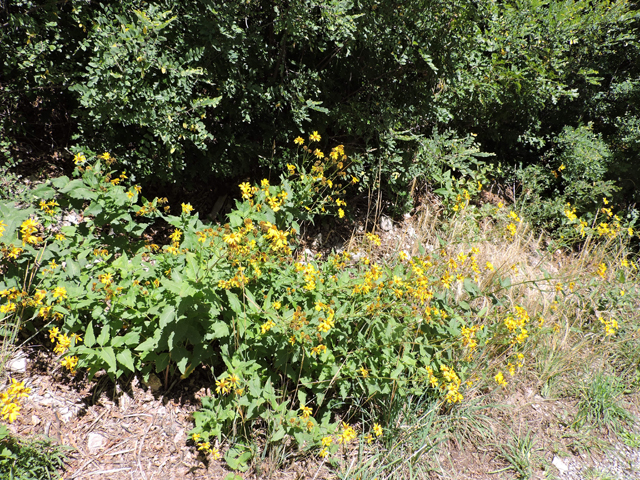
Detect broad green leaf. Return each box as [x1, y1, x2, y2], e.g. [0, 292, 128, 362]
[100, 347, 117, 372]
[84, 322, 96, 348]
[116, 349, 136, 373]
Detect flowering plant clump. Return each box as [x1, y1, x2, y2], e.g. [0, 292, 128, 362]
[0, 379, 31, 424]
[1, 139, 637, 471]
[562, 197, 637, 244]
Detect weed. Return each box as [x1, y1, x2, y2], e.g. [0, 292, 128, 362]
[494, 431, 543, 480]
[619, 429, 640, 448]
[584, 466, 618, 480]
[574, 371, 634, 434]
[0, 425, 68, 479]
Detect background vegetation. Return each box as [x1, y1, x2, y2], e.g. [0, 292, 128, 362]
[2, 1, 639, 213]
[1, 0, 640, 478]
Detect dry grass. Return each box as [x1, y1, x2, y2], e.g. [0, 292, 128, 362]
[328, 197, 640, 480]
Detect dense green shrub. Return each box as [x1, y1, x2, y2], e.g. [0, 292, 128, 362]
[2, 0, 639, 212]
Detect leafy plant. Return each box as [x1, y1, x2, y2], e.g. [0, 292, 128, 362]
[0, 426, 67, 480]
[495, 431, 543, 480]
[574, 371, 633, 434]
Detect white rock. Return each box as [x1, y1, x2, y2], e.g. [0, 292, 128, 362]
[380, 216, 393, 231]
[552, 455, 569, 474]
[6, 353, 27, 373]
[87, 432, 107, 453]
[58, 406, 74, 423]
[312, 233, 323, 248]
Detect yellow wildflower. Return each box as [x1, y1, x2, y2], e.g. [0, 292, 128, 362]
[61, 355, 79, 373]
[52, 286, 67, 301]
[300, 405, 313, 419]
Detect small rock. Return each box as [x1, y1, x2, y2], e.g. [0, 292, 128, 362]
[380, 215, 393, 231]
[6, 353, 27, 373]
[173, 429, 185, 445]
[58, 406, 74, 423]
[143, 374, 163, 392]
[62, 212, 81, 226]
[312, 233, 323, 248]
[87, 432, 107, 453]
[553, 455, 569, 474]
[31, 415, 40, 426]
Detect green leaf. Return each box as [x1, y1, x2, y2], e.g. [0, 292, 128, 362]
[59, 179, 97, 200]
[85, 322, 96, 348]
[135, 336, 157, 352]
[84, 202, 103, 216]
[159, 305, 176, 328]
[206, 321, 230, 340]
[51, 176, 71, 189]
[270, 427, 286, 443]
[225, 447, 252, 472]
[116, 349, 136, 373]
[226, 291, 242, 314]
[97, 325, 110, 347]
[100, 347, 117, 372]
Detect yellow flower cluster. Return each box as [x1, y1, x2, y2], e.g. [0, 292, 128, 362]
[296, 262, 319, 291]
[261, 319, 276, 334]
[599, 317, 618, 336]
[38, 199, 59, 216]
[318, 435, 333, 457]
[596, 262, 607, 279]
[364, 232, 381, 247]
[20, 218, 42, 246]
[352, 263, 382, 295]
[504, 305, 530, 344]
[108, 171, 128, 186]
[337, 422, 357, 444]
[73, 152, 86, 165]
[266, 190, 288, 212]
[507, 353, 525, 377]
[315, 301, 335, 333]
[165, 228, 183, 255]
[452, 189, 471, 212]
[440, 365, 463, 403]
[136, 196, 168, 216]
[61, 355, 79, 373]
[564, 203, 577, 221]
[262, 222, 291, 253]
[564, 197, 636, 239]
[49, 327, 82, 356]
[0, 243, 23, 260]
[215, 373, 242, 396]
[191, 434, 221, 460]
[310, 344, 327, 356]
[0, 379, 31, 423]
[460, 324, 480, 350]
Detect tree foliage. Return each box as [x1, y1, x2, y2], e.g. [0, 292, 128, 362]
[1, 0, 638, 204]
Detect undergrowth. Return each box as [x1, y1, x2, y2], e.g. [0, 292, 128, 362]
[0, 133, 639, 477]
